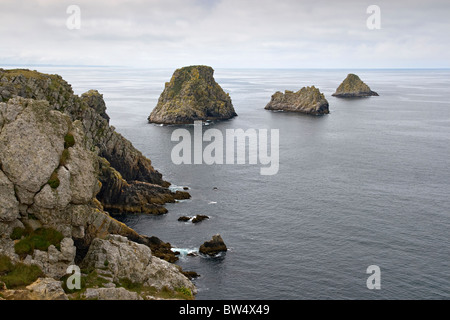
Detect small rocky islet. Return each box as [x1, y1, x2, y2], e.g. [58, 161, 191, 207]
[148, 65, 237, 125]
[332, 73, 379, 98]
[265, 86, 330, 115]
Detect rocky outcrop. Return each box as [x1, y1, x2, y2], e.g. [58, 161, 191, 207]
[97, 157, 190, 216]
[0, 278, 68, 300]
[265, 86, 329, 115]
[178, 215, 210, 224]
[82, 235, 196, 294]
[148, 65, 237, 125]
[0, 68, 187, 215]
[0, 69, 196, 300]
[332, 74, 379, 98]
[199, 234, 227, 257]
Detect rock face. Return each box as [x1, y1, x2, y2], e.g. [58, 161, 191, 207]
[332, 74, 379, 98]
[265, 86, 329, 115]
[199, 234, 227, 257]
[148, 65, 237, 125]
[0, 68, 189, 215]
[82, 235, 196, 294]
[0, 278, 68, 300]
[0, 69, 196, 300]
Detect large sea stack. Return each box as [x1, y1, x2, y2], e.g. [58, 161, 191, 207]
[148, 65, 237, 125]
[265, 86, 329, 115]
[332, 74, 379, 98]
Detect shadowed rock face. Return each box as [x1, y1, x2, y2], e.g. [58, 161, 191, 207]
[265, 86, 329, 115]
[332, 74, 379, 98]
[148, 65, 237, 125]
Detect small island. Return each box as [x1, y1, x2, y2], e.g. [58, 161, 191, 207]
[332, 74, 379, 98]
[148, 65, 237, 125]
[265, 86, 329, 115]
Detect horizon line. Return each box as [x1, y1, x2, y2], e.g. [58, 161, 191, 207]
[2, 64, 450, 71]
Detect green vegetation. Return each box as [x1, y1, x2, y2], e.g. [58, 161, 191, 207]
[13, 227, 64, 257]
[2, 69, 52, 81]
[48, 170, 60, 189]
[60, 148, 70, 166]
[64, 133, 75, 149]
[0, 255, 43, 289]
[61, 267, 110, 296]
[115, 278, 194, 300]
[10, 227, 26, 240]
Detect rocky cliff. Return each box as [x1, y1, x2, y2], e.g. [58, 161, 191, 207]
[0, 69, 195, 300]
[265, 86, 329, 115]
[332, 74, 379, 98]
[148, 65, 237, 125]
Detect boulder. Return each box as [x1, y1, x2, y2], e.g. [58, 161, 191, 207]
[148, 65, 237, 124]
[81, 235, 197, 294]
[265, 86, 329, 115]
[199, 234, 228, 256]
[332, 74, 379, 97]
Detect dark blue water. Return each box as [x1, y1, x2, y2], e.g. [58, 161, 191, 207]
[32, 67, 450, 299]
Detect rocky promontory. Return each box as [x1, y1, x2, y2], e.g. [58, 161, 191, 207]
[265, 86, 329, 115]
[332, 74, 379, 98]
[148, 65, 237, 125]
[0, 69, 195, 300]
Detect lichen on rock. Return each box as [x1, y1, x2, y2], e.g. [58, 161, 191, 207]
[332, 74, 379, 98]
[265, 86, 329, 115]
[148, 65, 237, 125]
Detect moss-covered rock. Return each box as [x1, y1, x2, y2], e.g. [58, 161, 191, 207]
[148, 65, 237, 125]
[332, 74, 379, 98]
[265, 86, 329, 115]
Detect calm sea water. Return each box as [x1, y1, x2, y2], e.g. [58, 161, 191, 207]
[22, 66, 450, 300]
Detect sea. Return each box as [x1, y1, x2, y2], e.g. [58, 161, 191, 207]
[13, 66, 450, 300]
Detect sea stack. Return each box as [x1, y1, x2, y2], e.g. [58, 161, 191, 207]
[265, 86, 329, 115]
[332, 74, 379, 98]
[199, 234, 228, 256]
[148, 65, 237, 125]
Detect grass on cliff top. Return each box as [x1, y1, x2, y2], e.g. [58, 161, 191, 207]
[13, 227, 64, 258]
[2, 69, 56, 81]
[0, 255, 44, 289]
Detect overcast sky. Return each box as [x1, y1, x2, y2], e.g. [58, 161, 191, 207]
[1, 0, 449, 68]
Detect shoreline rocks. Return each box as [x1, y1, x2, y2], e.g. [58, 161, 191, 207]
[148, 65, 237, 125]
[178, 215, 210, 224]
[265, 86, 329, 115]
[332, 74, 379, 98]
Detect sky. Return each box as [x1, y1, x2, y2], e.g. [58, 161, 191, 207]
[0, 0, 449, 69]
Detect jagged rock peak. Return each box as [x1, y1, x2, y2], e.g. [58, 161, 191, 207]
[148, 65, 237, 125]
[332, 74, 379, 98]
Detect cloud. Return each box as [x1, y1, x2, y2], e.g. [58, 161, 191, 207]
[0, 0, 449, 68]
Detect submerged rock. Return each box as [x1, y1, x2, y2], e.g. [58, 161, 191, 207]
[148, 65, 237, 125]
[332, 74, 379, 98]
[265, 86, 329, 115]
[199, 234, 227, 256]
